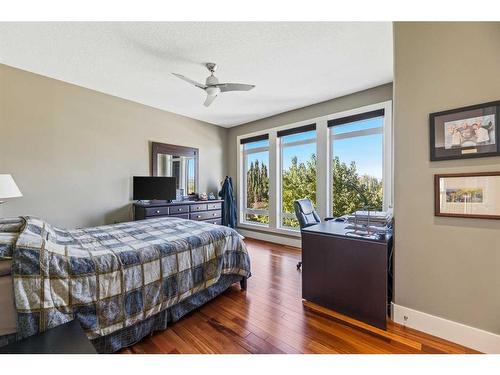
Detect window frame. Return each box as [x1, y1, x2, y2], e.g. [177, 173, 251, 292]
[327, 101, 393, 216]
[236, 100, 392, 237]
[241, 140, 270, 227]
[278, 129, 317, 231]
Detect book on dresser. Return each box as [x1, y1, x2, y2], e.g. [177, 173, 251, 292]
[133, 200, 223, 225]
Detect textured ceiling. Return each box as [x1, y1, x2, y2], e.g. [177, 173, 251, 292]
[0, 22, 393, 127]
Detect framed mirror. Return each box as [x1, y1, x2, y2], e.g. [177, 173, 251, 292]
[151, 142, 199, 196]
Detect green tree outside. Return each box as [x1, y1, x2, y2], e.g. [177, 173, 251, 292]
[245, 154, 382, 227]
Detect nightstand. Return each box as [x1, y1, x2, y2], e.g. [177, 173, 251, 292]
[0, 320, 97, 354]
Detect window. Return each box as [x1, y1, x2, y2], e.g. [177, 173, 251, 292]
[329, 109, 386, 217]
[241, 135, 270, 226]
[278, 124, 317, 229]
[237, 101, 392, 235]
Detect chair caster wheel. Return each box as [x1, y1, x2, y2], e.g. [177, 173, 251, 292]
[296, 262, 302, 269]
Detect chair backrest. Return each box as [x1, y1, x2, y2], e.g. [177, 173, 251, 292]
[294, 198, 321, 229]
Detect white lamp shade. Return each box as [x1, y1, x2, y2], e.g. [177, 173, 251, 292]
[0, 174, 22, 199]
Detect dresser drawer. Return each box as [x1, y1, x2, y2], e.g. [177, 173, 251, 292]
[168, 205, 189, 214]
[204, 218, 222, 225]
[170, 213, 189, 220]
[190, 203, 208, 212]
[207, 202, 222, 210]
[190, 210, 221, 221]
[144, 207, 169, 217]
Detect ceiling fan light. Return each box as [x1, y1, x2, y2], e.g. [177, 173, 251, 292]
[205, 86, 221, 96]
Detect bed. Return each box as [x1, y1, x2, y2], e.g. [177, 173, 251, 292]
[0, 216, 251, 353]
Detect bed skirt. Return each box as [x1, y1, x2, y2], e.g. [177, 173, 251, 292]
[0, 274, 244, 353]
[92, 274, 244, 353]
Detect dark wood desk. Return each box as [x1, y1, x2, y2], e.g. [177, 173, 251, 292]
[0, 320, 97, 354]
[301, 221, 393, 330]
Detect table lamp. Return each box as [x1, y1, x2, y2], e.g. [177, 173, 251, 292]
[0, 174, 22, 204]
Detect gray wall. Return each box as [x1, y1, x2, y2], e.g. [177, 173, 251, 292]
[393, 22, 500, 334]
[0, 64, 226, 228]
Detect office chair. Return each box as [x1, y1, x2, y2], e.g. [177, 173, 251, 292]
[294, 198, 335, 269]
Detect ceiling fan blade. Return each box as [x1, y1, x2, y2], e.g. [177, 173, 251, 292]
[204, 95, 217, 107]
[172, 73, 206, 89]
[217, 83, 255, 92]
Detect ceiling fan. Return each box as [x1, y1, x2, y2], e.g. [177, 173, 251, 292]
[172, 63, 255, 107]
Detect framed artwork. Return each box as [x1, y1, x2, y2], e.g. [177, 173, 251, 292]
[435, 172, 500, 219]
[430, 101, 500, 161]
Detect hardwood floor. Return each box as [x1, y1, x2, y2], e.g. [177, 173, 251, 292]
[121, 238, 479, 354]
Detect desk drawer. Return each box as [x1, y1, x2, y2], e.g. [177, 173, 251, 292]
[207, 202, 222, 210]
[168, 205, 189, 214]
[144, 207, 169, 217]
[190, 210, 221, 221]
[190, 203, 208, 212]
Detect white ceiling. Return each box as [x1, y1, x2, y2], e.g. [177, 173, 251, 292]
[0, 22, 393, 127]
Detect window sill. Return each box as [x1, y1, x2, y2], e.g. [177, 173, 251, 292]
[237, 222, 301, 238]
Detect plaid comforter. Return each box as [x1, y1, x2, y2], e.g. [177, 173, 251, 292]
[8, 216, 250, 340]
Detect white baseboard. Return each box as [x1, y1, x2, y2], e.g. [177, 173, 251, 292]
[392, 303, 500, 353]
[236, 228, 301, 248]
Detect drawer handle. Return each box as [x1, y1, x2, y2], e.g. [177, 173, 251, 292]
[197, 215, 201, 218]
[155, 210, 160, 214]
[178, 208, 182, 211]
[213, 213, 216, 216]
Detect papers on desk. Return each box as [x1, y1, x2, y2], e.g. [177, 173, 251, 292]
[345, 209, 393, 236]
[344, 224, 392, 234]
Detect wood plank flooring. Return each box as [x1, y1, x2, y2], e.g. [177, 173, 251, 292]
[121, 238, 479, 354]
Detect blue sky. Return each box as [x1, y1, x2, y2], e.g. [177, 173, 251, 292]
[245, 117, 384, 180]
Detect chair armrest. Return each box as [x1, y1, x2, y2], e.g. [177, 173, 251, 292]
[325, 217, 348, 223]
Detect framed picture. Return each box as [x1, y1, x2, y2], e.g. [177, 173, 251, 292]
[430, 101, 500, 161]
[435, 172, 500, 219]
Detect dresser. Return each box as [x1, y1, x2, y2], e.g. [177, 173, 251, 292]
[133, 199, 223, 225]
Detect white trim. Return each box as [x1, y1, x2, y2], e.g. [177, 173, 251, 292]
[328, 100, 393, 213]
[244, 208, 269, 216]
[392, 303, 500, 354]
[278, 133, 317, 230]
[268, 129, 278, 229]
[237, 227, 301, 248]
[382, 100, 393, 208]
[239, 138, 270, 228]
[238, 222, 301, 238]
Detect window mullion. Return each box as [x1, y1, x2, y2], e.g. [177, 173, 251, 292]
[316, 117, 329, 219]
[268, 130, 278, 230]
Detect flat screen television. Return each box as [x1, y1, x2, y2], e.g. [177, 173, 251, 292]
[133, 176, 177, 202]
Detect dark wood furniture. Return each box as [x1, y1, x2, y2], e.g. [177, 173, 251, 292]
[151, 142, 198, 176]
[0, 320, 96, 354]
[301, 221, 393, 330]
[151, 142, 199, 196]
[134, 199, 223, 225]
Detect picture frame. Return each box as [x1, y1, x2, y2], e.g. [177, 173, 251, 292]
[434, 172, 500, 220]
[429, 101, 500, 161]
